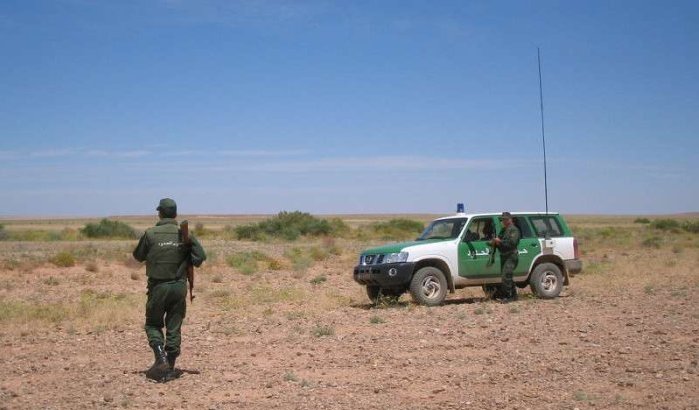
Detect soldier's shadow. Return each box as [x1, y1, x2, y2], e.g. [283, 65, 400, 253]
[132, 368, 201, 377]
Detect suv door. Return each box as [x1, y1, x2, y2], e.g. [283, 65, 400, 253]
[458, 216, 501, 278]
[512, 216, 541, 277]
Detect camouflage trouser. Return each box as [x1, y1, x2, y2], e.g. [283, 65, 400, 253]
[500, 253, 519, 299]
[145, 279, 187, 357]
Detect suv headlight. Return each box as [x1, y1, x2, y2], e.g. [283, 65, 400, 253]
[383, 252, 408, 264]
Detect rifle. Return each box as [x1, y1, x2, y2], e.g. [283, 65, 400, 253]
[487, 238, 498, 266]
[180, 220, 195, 302]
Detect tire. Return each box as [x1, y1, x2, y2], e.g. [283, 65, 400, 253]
[366, 286, 404, 303]
[409, 266, 448, 306]
[366, 286, 380, 303]
[529, 263, 564, 299]
[482, 284, 506, 300]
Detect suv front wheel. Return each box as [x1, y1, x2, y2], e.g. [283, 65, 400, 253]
[409, 266, 447, 306]
[366, 286, 404, 304]
[529, 263, 564, 299]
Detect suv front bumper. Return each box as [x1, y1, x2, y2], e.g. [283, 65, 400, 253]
[353, 262, 415, 287]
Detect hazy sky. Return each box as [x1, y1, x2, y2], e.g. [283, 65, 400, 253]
[1, 0, 697, 216]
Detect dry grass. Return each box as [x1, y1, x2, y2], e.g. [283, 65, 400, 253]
[0, 214, 697, 333]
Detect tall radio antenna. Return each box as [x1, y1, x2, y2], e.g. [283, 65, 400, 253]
[537, 47, 549, 214]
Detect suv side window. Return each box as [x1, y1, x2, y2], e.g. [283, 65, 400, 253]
[462, 217, 496, 242]
[530, 216, 563, 237]
[513, 217, 534, 238]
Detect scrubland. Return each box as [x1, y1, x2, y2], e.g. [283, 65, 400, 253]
[0, 213, 697, 409]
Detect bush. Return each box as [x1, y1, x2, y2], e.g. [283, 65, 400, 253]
[80, 219, 137, 239]
[85, 261, 99, 273]
[371, 218, 424, 240]
[650, 219, 680, 232]
[193, 222, 214, 238]
[312, 324, 335, 337]
[641, 236, 662, 249]
[682, 220, 699, 234]
[633, 218, 650, 224]
[235, 211, 345, 241]
[310, 275, 327, 285]
[50, 251, 75, 267]
[284, 247, 314, 273]
[43, 276, 59, 286]
[309, 246, 329, 261]
[226, 251, 272, 274]
[0, 224, 7, 241]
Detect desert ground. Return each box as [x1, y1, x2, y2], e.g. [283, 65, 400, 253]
[0, 214, 697, 409]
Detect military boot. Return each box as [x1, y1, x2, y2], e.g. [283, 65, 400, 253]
[145, 344, 170, 382]
[167, 353, 177, 370]
[165, 352, 183, 380]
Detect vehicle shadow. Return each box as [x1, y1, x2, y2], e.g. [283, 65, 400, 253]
[349, 296, 487, 310]
[443, 296, 486, 305]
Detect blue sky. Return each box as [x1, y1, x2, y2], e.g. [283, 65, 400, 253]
[1, 0, 697, 216]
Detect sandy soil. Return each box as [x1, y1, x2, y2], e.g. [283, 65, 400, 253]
[1, 225, 698, 409]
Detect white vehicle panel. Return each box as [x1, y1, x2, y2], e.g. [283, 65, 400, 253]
[403, 240, 459, 276]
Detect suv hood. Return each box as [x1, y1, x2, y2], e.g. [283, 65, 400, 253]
[361, 238, 451, 255]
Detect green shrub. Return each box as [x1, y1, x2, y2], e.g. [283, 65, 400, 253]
[682, 220, 699, 234]
[85, 261, 99, 273]
[0, 300, 70, 323]
[0, 224, 7, 241]
[235, 211, 344, 241]
[50, 252, 75, 267]
[4, 229, 73, 241]
[597, 227, 619, 238]
[283, 371, 299, 382]
[326, 218, 351, 237]
[309, 246, 329, 261]
[80, 219, 137, 239]
[371, 218, 424, 240]
[226, 251, 271, 274]
[2, 258, 21, 270]
[641, 236, 662, 249]
[310, 275, 327, 285]
[650, 219, 680, 232]
[268, 259, 283, 270]
[312, 324, 335, 337]
[43, 276, 60, 286]
[634, 218, 651, 224]
[284, 247, 313, 273]
[369, 315, 385, 324]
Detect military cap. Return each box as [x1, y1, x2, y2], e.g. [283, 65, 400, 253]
[499, 211, 513, 220]
[156, 198, 177, 211]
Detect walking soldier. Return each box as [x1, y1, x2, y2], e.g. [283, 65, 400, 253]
[133, 198, 206, 382]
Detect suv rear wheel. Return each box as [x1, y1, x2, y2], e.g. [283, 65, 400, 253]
[529, 263, 564, 299]
[409, 266, 447, 306]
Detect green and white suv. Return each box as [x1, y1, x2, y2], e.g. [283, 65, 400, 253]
[353, 211, 582, 306]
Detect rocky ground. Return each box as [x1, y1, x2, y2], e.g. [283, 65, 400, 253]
[0, 223, 698, 409]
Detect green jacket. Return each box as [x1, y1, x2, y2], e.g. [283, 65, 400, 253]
[496, 224, 521, 256]
[132, 218, 207, 280]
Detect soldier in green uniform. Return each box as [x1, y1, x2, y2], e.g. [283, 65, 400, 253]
[491, 211, 520, 303]
[133, 198, 206, 382]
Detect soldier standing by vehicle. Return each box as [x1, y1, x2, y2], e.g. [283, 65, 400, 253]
[133, 198, 206, 382]
[491, 212, 520, 303]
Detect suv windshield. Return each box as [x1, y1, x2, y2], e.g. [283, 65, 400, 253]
[417, 218, 467, 241]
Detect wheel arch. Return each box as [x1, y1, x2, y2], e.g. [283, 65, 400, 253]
[530, 255, 569, 285]
[414, 258, 455, 293]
